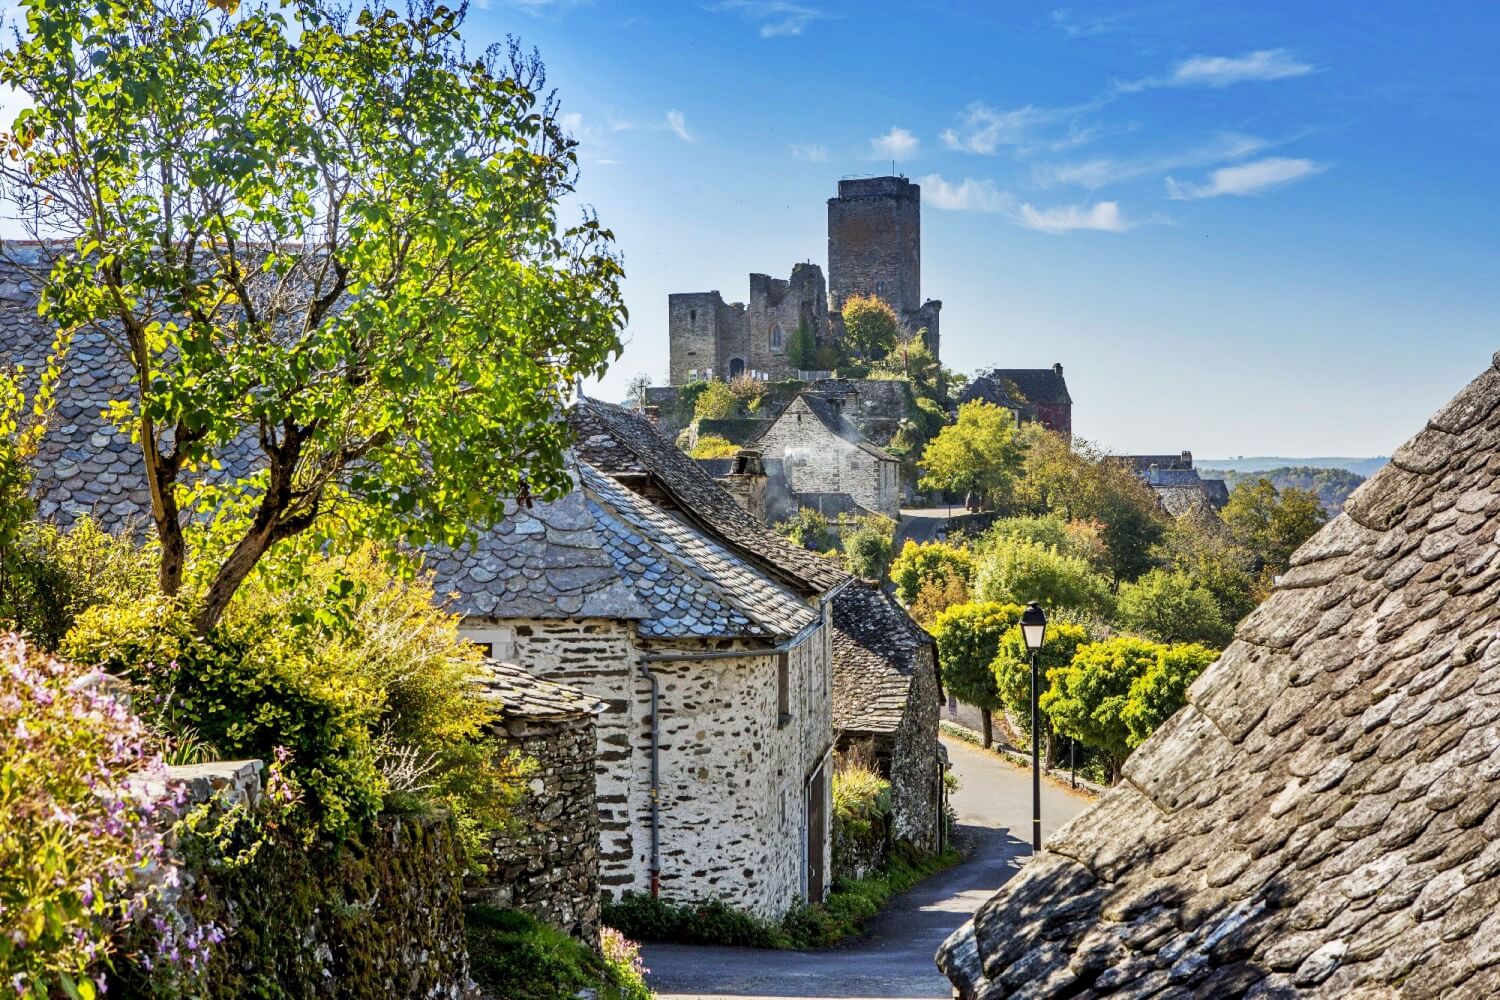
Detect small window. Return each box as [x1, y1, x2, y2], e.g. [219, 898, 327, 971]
[771, 324, 784, 351]
[876, 280, 885, 296]
[474, 642, 494, 659]
[777, 651, 791, 727]
[689, 309, 696, 325]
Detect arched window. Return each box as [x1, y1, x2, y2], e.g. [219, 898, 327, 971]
[729, 357, 745, 378]
[770, 324, 784, 351]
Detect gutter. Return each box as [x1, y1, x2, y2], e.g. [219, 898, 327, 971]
[635, 578, 848, 899]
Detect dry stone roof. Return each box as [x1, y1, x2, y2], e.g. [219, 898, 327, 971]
[569, 398, 848, 595]
[963, 367, 1073, 408]
[831, 583, 939, 736]
[937, 353, 1500, 998]
[476, 658, 603, 722]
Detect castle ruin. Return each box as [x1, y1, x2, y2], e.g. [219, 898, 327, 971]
[666, 176, 942, 385]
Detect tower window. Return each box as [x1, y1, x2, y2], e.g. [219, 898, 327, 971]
[771, 324, 784, 351]
[876, 280, 884, 296]
[689, 309, 696, 325]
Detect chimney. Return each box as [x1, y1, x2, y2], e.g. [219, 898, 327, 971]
[1180, 450, 1192, 469]
[1053, 362, 1064, 376]
[642, 405, 661, 426]
[722, 448, 768, 521]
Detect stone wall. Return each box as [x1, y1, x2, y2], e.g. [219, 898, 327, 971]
[477, 712, 601, 943]
[754, 397, 900, 518]
[828, 176, 921, 316]
[889, 644, 942, 852]
[746, 263, 828, 378]
[668, 291, 748, 384]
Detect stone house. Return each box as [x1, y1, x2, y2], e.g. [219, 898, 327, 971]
[751, 390, 902, 520]
[939, 354, 1500, 998]
[830, 582, 944, 853]
[959, 364, 1073, 438]
[1125, 450, 1232, 515]
[474, 659, 604, 943]
[429, 399, 849, 919]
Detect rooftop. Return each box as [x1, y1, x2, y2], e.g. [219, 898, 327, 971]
[831, 582, 940, 735]
[477, 659, 603, 722]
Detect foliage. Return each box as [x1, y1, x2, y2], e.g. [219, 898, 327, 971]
[0, 351, 70, 645]
[1115, 568, 1230, 647]
[1222, 479, 1329, 577]
[1218, 466, 1365, 514]
[467, 907, 650, 1000]
[930, 602, 1025, 744]
[788, 321, 818, 371]
[890, 540, 974, 605]
[978, 514, 1109, 572]
[971, 538, 1113, 617]
[831, 753, 891, 879]
[0, 0, 626, 631]
[0, 634, 186, 999]
[693, 379, 738, 421]
[776, 508, 837, 553]
[991, 620, 1096, 732]
[1152, 508, 1258, 624]
[689, 434, 741, 460]
[872, 336, 943, 404]
[909, 566, 971, 625]
[622, 373, 652, 409]
[728, 375, 767, 411]
[919, 401, 1026, 508]
[603, 893, 787, 949]
[1120, 643, 1218, 749]
[840, 294, 901, 360]
[841, 514, 896, 581]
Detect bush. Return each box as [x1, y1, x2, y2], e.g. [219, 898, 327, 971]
[832, 754, 891, 880]
[728, 375, 766, 411]
[910, 566, 970, 624]
[467, 907, 650, 1000]
[602, 894, 787, 949]
[841, 514, 896, 581]
[690, 433, 741, 459]
[693, 379, 737, 421]
[1115, 568, 1230, 647]
[776, 508, 836, 553]
[890, 540, 973, 605]
[971, 537, 1113, 618]
[0, 634, 189, 998]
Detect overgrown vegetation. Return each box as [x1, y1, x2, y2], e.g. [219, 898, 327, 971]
[775, 509, 896, 580]
[467, 907, 650, 1000]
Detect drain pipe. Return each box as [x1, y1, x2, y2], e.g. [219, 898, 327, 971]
[637, 657, 663, 898]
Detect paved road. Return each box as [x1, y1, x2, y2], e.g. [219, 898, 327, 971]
[894, 508, 954, 550]
[641, 738, 1091, 1000]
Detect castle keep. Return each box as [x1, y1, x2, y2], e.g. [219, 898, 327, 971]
[667, 177, 941, 385]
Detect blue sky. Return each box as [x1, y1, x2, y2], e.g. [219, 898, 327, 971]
[464, 0, 1500, 457]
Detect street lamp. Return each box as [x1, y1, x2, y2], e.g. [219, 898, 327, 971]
[1020, 600, 1048, 853]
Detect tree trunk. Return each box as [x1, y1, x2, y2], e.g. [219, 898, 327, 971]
[193, 519, 278, 634]
[1045, 721, 1057, 770]
[980, 707, 993, 749]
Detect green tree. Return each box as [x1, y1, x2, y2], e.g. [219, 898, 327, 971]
[930, 601, 1025, 747]
[872, 335, 942, 403]
[919, 401, 1026, 509]
[1115, 568, 1230, 647]
[693, 380, 737, 421]
[788, 321, 817, 371]
[689, 434, 740, 459]
[1153, 505, 1258, 624]
[1040, 636, 1161, 783]
[0, 0, 625, 632]
[776, 509, 836, 553]
[1121, 643, 1218, 749]
[971, 538, 1113, 617]
[889, 539, 974, 605]
[1223, 479, 1329, 576]
[840, 294, 901, 360]
[841, 515, 896, 581]
[991, 620, 1095, 766]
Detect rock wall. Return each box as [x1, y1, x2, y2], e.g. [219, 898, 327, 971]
[478, 713, 601, 943]
[754, 397, 900, 518]
[827, 176, 921, 316]
[889, 644, 943, 853]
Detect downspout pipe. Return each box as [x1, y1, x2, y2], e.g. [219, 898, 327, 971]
[637, 658, 663, 898]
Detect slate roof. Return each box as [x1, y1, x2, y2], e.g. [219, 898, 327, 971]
[964, 366, 1073, 407]
[477, 659, 603, 722]
[1127, 452, 1195, 473]
[831, 583, 939, 735]
[1142, 467, 1232, 515]
[569, 398, 848, 595]
[937, 352, 1500, 999]
[791, 392, 897, 463]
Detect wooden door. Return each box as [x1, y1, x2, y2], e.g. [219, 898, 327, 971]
[807, 761, 828, 903]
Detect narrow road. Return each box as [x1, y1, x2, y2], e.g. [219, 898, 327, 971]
[894, 507, 953, 550]
[642, 738, 1091, 1000]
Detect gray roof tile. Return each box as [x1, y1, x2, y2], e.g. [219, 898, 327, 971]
[831, 583, 939, 735]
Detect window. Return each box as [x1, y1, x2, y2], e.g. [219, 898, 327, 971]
[770, 324, 784, 352]
[876, 280, 885, 296]
[777, 651, 791, 727]
[689, 309, 696, 325]
[461, 627, 515, 662]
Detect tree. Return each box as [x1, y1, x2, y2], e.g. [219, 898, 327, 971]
[842, 515, 896, 581]
[919, 401, 1026, 510]
[693, 380, 737, 421]
[1223, 479, 1328, 576]
[909, 566, 970, 625]
[623, 373, 652, 409]
[840, 294, 901, 360]
[689, 434, 740, 459]
[787, 321, 817, 371]
[1115, 568, 1230, 647]
[776, 509, 836, 553]
[971, 537, 1113, 617]
[1040, 636, 1161, 783]
[0, 1, 625, 632]
[1121, 643, 1218, 749]
[991, 620, 1095, 767]
[889, 539, 974, 605]
[930, 601, 1025, 747]
[872, 335, 942, 403]
[1153, 505, 1258, 624]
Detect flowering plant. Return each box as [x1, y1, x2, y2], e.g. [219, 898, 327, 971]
[0, 634, 187, 998]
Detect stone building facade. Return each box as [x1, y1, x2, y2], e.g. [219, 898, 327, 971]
[667, 263, 829, 385]
[474, 660, 604, 943]
[751, 390, 901, 519]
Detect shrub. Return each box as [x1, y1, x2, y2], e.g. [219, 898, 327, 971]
[466, 906, 651, 1000]
[971, 537, 1113, 617]
[841, 514, 896, 581]
[1115, 568, 1230, 646]
[690, 433, 741, 459]
[0, 634, 190, 998]
[602, 894, 787, 949]
[693, 379, 737, 421]
[776, 508, 836, 553]
[728, 374, 766, 410]
[890, 540, 973, 605]
[832, 755, 891, 880]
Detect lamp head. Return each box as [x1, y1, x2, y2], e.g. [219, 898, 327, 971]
[1020, 600, 1047, 652]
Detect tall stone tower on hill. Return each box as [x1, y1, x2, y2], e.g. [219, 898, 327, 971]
[827, 177, 941, 360]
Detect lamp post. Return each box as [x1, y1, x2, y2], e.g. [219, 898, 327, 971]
[1020, 600, 1048, 853]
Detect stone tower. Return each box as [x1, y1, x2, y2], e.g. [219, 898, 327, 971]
[827, 176, 941, 360]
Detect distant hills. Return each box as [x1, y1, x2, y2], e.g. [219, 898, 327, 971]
[1196, 456, 1390, 478]
[1197, 463, 1377, 514]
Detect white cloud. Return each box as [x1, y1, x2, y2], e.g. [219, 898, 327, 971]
[791, 143, 830, 162]
[918, 175, 1015, 213]
[1166, 157, 1325, 199]
[664, 109, 695, 143]
[1034, 132, 1268, 189]
[1050, 7, 1126, 37]
[870, 126, 920, 161]
[1120, 49, 1315, 92]
[1019, 201, 1131, 234]
[940, 99, 1109, 156]
[713, 1, 829, 38]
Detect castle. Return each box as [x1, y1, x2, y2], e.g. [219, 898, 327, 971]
[667, 176, 943, 385]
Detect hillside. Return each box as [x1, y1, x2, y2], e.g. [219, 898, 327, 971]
[1195, 456, 1389, 478]
[1203, 465, 1368, 513]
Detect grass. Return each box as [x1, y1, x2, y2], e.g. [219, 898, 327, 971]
[602, 843, 964, 951]
[465, 906, 651, 1000]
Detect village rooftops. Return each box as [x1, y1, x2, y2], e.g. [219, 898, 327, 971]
[965, 365, 1072, 406]
[569, 397, 849, 596]
[937, 352, 1500, 999]
[476, 659, 603, 723]
[831, 582, 941, 736]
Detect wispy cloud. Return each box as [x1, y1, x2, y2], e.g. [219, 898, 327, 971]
[602, 110, 697, 143]
[791, 143, 830, 162]
[1019, 201, 1132, 234]
[713, 1, 829, 38]
[1050, 7, 1126, 38]
[1120, 49, 1315, 92]
[940, 99, 1109, 156]
[918, 175, 1015, 213]
[870, 127, 920, 161]
[1034, 132, 1268, 189]
[664, 109, 695, 143]
[1166, 157, 1325, 199]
